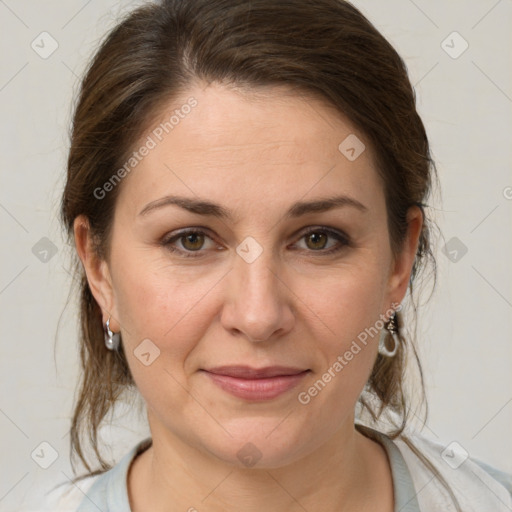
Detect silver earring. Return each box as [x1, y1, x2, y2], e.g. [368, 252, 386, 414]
[105, 316, 120, 351]
[378, 311, 399, 358]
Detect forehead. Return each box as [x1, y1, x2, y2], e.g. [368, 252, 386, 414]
[116, 82, 383, 219]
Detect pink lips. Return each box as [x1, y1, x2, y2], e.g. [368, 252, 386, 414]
[202, 365, 310, 401]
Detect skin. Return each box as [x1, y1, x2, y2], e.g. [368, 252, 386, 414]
[75, 82, 423, 511]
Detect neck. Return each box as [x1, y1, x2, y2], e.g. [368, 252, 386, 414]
[128, 414, 393, 512]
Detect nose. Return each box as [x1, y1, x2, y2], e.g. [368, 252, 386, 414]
[220, 244, 295, 343]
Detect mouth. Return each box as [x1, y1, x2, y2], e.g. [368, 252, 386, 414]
[201, 365, 310, 401]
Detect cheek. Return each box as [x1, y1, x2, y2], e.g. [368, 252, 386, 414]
[111, 259, 222, 415]
[301, 255, 388, 343]
[112, 252, 222, 357]
[294, 255, 388, 399]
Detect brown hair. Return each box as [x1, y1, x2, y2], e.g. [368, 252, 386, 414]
[61, 0, 458, 507]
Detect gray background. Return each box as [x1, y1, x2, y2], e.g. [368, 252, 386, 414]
[1, 0, 511, 510]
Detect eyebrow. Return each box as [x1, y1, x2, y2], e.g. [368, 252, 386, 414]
[138, 194, 368, 221]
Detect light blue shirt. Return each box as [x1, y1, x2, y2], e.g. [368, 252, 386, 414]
[46, 425, 512, 511]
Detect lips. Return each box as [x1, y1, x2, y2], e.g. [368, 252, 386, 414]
[205, 365, 308, 379]
[201, 365, 310, 400]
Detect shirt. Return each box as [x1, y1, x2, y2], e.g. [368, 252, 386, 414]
[42, 425, 512, 511]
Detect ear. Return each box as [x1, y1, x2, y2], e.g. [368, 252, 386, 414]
[386, 205, 424, 306]
[73, 215, 119, 331]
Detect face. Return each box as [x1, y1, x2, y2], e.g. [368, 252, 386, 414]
[79, 82, 420, 468]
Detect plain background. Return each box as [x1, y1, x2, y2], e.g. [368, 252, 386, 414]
[0, 0, 511, 510]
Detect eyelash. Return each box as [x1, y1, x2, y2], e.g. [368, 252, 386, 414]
[160, 226, 351, 258]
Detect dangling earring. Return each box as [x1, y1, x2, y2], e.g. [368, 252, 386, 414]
[378, 311, 399, 358]
[104, 316, 120, 351]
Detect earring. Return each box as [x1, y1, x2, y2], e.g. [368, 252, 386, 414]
[378, 311, 399, 358]
[104, 316, 120, 351]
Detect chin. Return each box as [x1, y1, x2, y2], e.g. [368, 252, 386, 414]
[198, 417, 313, 469]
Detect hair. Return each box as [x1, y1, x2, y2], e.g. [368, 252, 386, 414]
[60, 0, 459, 508]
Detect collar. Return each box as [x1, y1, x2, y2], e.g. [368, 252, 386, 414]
[78, 426, 420, 511]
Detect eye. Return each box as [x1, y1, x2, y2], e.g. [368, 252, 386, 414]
[161, 226, 351, 258]
[293, 227, 351, 255]
[161, 228, 219, 257]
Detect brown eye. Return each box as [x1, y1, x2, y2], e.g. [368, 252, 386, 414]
[161, 229, 218, 257]
[181, 232, 205, 251]
[305, 232, 328, 250]
[295, 227, 351, 255]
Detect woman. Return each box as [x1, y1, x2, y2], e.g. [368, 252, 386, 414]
[46, 0, 512, 510]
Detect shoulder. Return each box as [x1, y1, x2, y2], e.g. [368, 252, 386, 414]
[43, 438, 152, 511]
[393, 430, 512, 511]
[41, 475, 100, 511]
